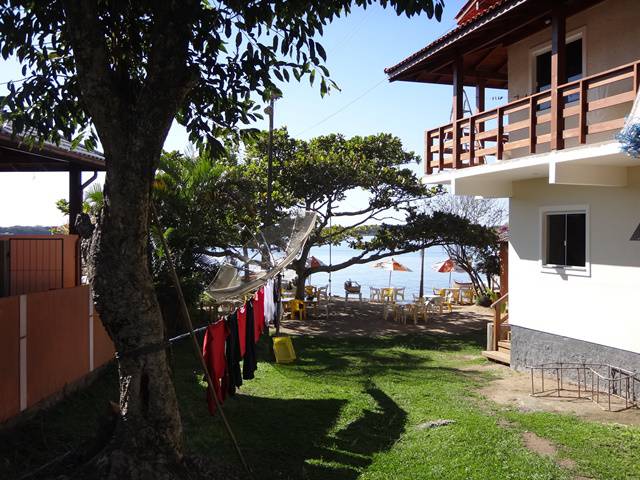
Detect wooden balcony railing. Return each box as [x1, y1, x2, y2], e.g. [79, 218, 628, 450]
[425, 59, 640, 175]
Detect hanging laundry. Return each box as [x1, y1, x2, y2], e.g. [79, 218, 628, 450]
[202, 320, 229, 415]
[253, 287, 266, 342]
[273, 275, 281, 331]
[243, 301, 258, 380]
[225, 312, 243, 396]
[237, 303, 247, 357]
[263, 279, 273, 327]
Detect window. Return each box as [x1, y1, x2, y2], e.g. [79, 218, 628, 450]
[535, 37, 583, 109]
[544, 212, 586, 267]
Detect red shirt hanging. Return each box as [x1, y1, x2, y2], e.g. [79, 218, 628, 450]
[202, 320, 229, 415]
[253, 288, 266, 342]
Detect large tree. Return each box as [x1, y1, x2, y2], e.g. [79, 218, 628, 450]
[426, 194, 505, 294]
[0, 0, 444, 475]
[244, 128, 442, 298]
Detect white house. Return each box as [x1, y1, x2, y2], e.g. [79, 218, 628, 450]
[386, 0, 640, 371]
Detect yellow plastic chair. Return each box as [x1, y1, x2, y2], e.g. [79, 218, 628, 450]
[287, 299, 307, 321]
[304, 285, 317, 298]
[381, 287, 395, 303]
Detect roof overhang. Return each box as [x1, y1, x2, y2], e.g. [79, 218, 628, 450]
[385, 0, 605, 89]
[0, 127, 105, 172]
[423, 141, 638, 198]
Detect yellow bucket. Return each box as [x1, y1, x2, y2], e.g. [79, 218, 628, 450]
[273, 336, 296, 364]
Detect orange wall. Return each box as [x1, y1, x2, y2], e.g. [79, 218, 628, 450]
[0, 296, 20, 422]
[26, 286, 90, 408]
[93, 311, 115, 368]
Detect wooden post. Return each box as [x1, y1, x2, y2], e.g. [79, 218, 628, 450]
[475, 80, 485, 114]
[452, 56, 464, 168]
[68, 167, 83, 286]
[425, 130, 433, 175]
[493, 306, 500, 351]
[469, 117, 476, 166]
[497, 107, 504, 160]
[578, 80, 587, 144]
[529, 96, 537, 154]
[438, 126, 445, 171]
[68, 167, 82, 234]
[550, 7, 566, 151]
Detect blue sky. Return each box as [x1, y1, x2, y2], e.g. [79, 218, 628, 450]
[0, 1, 473, 227]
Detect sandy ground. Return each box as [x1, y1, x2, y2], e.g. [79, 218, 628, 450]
[279, 298, 640, 426]
[474, 362, 640, 426]
[280, 296, 493, 338]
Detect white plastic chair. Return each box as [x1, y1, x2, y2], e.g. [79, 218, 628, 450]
[369, 287, 381, 302]
[394, 287, 405, 302]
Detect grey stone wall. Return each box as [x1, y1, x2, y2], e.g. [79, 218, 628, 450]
[511, 325, 640, 374]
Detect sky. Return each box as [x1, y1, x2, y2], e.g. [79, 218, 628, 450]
[0, 0, 488, 228]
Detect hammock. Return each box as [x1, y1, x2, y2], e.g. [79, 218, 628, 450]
[618, 87, 640, 158]
[206, 210, 317, 302]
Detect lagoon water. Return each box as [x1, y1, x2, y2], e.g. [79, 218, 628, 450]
[305, 242, 470, 299]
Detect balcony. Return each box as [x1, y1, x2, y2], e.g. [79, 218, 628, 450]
[424, 60, 640, 175]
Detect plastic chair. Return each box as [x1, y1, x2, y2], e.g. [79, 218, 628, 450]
[435, 288, 453, 313]
[304, 285, 317, 298]
[287, 299, 306, 321]
[316, 285, 328, 301]
[460, 288, 475, 305]
[381, 287, 395, 303]
[394, 287, 405, 302]
[369, 287, 381, 302]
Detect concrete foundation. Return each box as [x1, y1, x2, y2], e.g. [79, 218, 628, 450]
[511, 325, 640, 374]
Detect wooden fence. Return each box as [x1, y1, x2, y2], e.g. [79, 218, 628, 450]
[0, 285, 114, 423]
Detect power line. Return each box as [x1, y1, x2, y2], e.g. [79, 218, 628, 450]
[296, 76, 388, 136]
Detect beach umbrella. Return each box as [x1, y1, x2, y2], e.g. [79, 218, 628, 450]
[372, 257, 412, 287]
[432, 258, 465, 287]
[305, 255, 326, 284]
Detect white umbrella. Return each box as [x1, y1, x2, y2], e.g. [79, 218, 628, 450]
[372, 257, 412, 287]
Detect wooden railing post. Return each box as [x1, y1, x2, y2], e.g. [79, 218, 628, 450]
[550, 7, 566, 151]
[493, 306, 500, 351]
[469, 117, 476, 166]
[453, 120, 461, 168]
[529, 96, 537, 154]
[425, 130, 433, 175]
[438, 126, 445, 171]
[497, 107, 504, 160]
[578, 80, 587, 144]
[490, 292, 508, 352]
[634, 61, 640, 94]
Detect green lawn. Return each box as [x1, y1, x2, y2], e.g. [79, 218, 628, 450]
[3, 331, 640, 479]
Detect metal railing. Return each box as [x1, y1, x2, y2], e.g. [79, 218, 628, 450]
[530, 362, 639, 412]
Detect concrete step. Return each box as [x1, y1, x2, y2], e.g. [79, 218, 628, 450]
[482, 350, 511, 365]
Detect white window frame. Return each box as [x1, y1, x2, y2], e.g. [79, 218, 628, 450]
[539, 204, 590, 277]
[528, 27, 587, 95]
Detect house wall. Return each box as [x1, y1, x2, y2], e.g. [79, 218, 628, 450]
[508, 167, 640, 370]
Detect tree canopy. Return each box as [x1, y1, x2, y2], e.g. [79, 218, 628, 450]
[0, 0, 446, 476]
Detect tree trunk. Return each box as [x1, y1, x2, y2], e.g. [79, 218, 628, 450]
[87, 144, 184, 474]
[294, 261, 308, 300]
